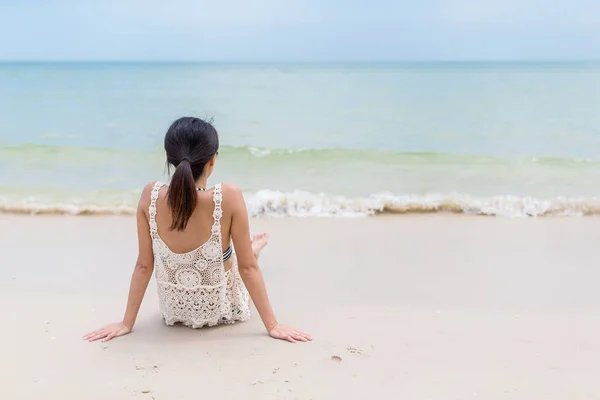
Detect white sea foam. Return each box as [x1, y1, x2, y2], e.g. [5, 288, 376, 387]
[2, 191, 600, 218]
[246, 147, 310, 157]
[246, 191, 600, 218]
[247, 147, 272, 157]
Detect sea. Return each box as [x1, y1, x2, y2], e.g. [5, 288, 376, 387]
[1, 61, 600, 218]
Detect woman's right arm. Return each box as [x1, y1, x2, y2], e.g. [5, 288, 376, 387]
[83, 183, 155, 342]
[227, 185, 312, 343]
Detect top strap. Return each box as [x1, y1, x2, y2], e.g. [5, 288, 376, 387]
[211, 183, 223, 235]
[149, 181, 164, 239]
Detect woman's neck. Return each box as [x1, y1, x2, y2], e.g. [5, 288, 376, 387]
[194, 177, 208, 190]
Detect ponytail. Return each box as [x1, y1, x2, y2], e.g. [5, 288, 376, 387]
[164, 116, 219, 230]
[167, 159, 197, 231]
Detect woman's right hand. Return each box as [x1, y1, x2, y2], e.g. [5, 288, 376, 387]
[269, 324, 312, 343]
[83, 322, 131, 342]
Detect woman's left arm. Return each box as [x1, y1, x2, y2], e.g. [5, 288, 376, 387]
[83, 183, 155, 342]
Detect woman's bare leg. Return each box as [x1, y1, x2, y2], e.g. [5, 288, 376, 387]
[251, 233, 269, 260]
[225, 233, 268, 272]
[246, 233, 269, 307]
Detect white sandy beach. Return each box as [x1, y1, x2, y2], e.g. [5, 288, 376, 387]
[1, 215, 599, 399]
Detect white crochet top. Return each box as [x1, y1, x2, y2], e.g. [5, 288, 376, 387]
[149, 182, 250, 328]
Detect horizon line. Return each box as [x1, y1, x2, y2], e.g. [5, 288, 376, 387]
[1, 59, 600, 64]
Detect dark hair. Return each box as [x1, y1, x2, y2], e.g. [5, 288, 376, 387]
[164, 117, 219, 231]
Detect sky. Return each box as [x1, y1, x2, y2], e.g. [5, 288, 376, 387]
[0, 0, 599, 61]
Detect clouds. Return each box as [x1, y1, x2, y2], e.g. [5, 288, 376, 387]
[0, 0, 598, 61]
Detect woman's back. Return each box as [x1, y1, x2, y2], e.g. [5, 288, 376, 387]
[149, 182, 250, 328]
[153, 184, 233, 256]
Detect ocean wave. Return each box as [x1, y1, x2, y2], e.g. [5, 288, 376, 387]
[247, 191, 600, 218]
[2, 142, 597, 166]
[0, 202, 136, 216]
[223, 147, 600, 166]
[2, 191, 600, 218]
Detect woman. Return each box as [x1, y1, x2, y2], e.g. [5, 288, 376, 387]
[84, 117, 311, 343]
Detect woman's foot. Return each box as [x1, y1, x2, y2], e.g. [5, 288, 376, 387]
[251, 233, 269, 259]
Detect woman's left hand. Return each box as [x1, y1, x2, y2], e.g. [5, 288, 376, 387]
[83, 322, 131, 342]
[269, 324, 312, 343]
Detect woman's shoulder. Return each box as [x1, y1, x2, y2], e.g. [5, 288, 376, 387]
[143, 180, 163, 195]
[220, 183, 242, 195]
[220, 183, 245, 207]
[137, 181, 162, 209]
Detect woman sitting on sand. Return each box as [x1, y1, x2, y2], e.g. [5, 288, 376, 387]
[84, 117, 311, 343]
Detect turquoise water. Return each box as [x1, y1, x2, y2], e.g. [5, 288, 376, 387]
[1, 62, 600, 217]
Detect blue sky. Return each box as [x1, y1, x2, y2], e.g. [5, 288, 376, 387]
[0, 0, 598, 61]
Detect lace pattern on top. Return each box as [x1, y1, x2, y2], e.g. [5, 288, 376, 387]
[149, 182, 250, 328]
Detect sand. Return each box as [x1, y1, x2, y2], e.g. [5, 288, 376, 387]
[1, 215, 600, 399]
